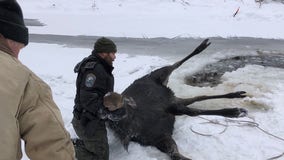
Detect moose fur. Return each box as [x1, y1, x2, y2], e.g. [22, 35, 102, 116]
[105, 39, 248, 160]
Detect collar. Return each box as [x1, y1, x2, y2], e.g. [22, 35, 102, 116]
[0, 35, 14, 55]
[92, 53, 114, 73]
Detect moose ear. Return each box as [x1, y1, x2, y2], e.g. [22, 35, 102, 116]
[124, 97, 137, 109]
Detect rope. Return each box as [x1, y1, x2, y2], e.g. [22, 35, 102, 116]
[190, 116, 228, 136]
[267, 152, 284, 160]
[189, 116, 284, 160]
[224, 118, 284, 142]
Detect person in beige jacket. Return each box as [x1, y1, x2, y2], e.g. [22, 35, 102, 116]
[0, 0, 75, 159]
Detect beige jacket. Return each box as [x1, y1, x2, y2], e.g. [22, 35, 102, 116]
[0, 42, 75, 159]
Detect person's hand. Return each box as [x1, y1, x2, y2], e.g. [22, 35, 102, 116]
[79, 109, 96, 126]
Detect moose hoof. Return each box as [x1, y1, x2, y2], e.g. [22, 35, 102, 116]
[172, 154, 192, 160]
[225, 108, 248, 118]
[237, 108, 248, 117]
[233, 108, 248, 118]
[227, 91, 247, 98]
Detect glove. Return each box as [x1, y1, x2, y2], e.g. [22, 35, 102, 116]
[79, 109, 95, 126]
[107, 107, 127, 121]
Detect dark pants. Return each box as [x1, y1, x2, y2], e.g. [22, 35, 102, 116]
[72, 117, 109, 160]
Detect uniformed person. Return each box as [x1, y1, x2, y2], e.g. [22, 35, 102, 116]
[72, 37, 126, 160]
[0, 0, 75, 159]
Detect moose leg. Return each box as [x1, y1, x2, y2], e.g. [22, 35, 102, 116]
[167, 105, 247, 118]
[149, 39, 211, 86]
[154, 135, 191, 160]
[175, 91, 246, 106]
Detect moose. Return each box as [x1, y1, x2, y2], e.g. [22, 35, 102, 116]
[103, 39, 248, 160]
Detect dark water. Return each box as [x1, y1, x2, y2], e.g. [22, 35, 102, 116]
[25, 18, 284, 57]
[29, 34, 284, 58]
[185, 53, 284, 87]
[25, 19, 46, 26]
[27, 18, 284, 87]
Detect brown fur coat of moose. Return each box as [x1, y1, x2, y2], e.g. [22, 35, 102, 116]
[104, 39, 248, 160]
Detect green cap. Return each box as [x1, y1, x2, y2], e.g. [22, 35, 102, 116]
[93, 37, 117, 54]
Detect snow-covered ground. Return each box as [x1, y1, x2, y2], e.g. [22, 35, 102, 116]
[19, 0, 284, 39]
[17, 0, 284, 160]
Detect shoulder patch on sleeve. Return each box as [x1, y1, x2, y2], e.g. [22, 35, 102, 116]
[85, 73, 96, 88]
[84, 62, 97, 69]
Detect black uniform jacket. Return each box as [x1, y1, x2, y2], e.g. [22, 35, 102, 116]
[73, 53, 114, 119]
